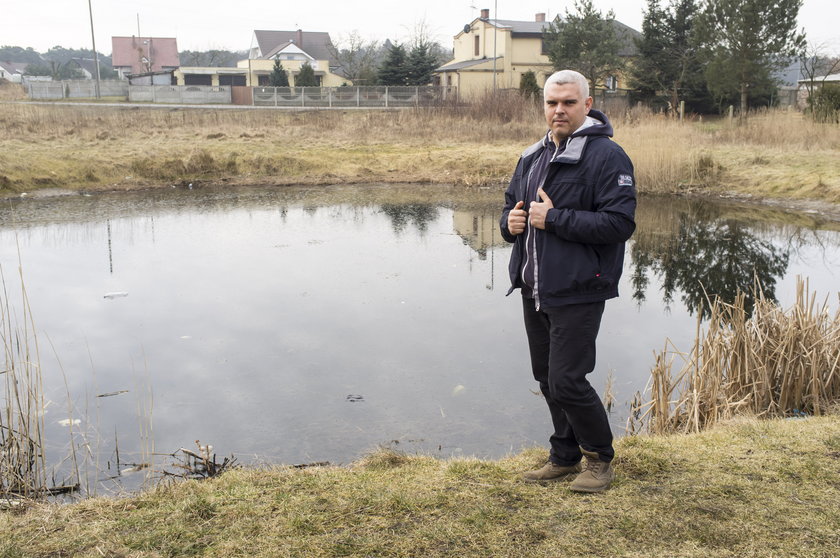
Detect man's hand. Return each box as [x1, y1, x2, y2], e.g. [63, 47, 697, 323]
[529, 189, 554, 230]
[507, 200, 528, 235]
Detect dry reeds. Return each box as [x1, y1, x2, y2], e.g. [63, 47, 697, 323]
[0, 261, 48, 498]
[630, 277, 840, 435]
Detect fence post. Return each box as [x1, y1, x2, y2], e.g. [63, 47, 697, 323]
[679, 100, 685, 122]
[357, 86, 360, 107]
[385, 86, 389, 108]
[329, 87, 332, 108]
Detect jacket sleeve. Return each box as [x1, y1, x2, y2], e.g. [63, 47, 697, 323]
[544, 146, 636, 244]
[499, 157, 526, 244]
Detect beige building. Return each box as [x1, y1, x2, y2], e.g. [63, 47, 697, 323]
[239, 29, 348, 87]
[175, 29, 349, 87]
[435, 9, 639, 97]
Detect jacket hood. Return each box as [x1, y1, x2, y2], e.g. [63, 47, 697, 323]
[571, 109, 613, 139]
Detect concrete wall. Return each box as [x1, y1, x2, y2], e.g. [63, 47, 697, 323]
[251, 86, 456, 107]
[128, 85, 232, 104]
[26, 79, 128, 99]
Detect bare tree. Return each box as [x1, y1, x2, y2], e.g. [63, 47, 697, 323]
[800, 41, 840, 101]
[328, 31, 380, 85]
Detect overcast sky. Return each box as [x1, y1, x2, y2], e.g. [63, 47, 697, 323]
[3, 0, 838, 55]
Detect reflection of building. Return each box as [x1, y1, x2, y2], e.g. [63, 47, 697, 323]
[452, 209, 506, 260]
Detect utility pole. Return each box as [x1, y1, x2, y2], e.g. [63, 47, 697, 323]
[492, 0, 497, 91]
[87, 0, 101, 99]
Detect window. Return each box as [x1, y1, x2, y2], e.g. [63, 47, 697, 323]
[606, 76, 618, 91]
[474, 35, 480, 56]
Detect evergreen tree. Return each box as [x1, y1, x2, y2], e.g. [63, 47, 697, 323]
[406, 42, 438, 85]
[519, 71, 542, 100]
[269, 58, 289, 87]
[377, 43, 410, 86]
[630, 0, 712, 113]
[543, 0, 625, 90]
[697, 0, 806, 118]
[295, 62, 318, 87]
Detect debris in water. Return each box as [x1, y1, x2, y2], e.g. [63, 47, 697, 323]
[120, 463, 150, 475]
[103, 292, 128, 299]
[96, 390, 129, 398]
[452, 384, 465, 396]
[163, 440, 237, 480]
[346, 394, 364, 402]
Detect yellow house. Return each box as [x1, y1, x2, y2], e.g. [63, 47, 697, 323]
[435, 9, 639, 97]
[238, 29, 349, 87]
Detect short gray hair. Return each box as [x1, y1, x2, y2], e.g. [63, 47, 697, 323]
[543, 70, 589, 99]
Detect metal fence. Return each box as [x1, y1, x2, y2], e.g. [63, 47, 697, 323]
[251, 86, 457, 108]
[26, 79, 128, 99]
[128, 85, 232, 104]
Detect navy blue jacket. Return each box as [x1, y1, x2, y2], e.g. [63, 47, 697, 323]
[500, 109, 636, 308]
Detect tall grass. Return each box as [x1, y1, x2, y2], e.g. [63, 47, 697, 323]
[630, 277, 840, 435]
[1, 98, 838, 200]
[0, 260, 48, 498]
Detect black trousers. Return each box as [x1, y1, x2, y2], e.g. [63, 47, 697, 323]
[522, 297, 614, 465]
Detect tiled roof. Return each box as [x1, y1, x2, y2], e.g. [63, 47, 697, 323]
[253, 30, 336, 64]
[471, 18, 640, 56]
[0, 61, 28, 74]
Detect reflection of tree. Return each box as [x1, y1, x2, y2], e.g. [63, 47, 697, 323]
[380, 203, 439, 234]
[632, 214, 789, 317]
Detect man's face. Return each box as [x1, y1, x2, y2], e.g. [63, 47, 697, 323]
[544, 82, 593, 143]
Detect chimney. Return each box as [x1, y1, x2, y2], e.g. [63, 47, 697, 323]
[536, 13, 546, 22]
[296, 29, 303, 47]
[480, 8, 489, 19]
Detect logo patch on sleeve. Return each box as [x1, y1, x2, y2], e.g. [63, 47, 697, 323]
[618, 174, 634, 187]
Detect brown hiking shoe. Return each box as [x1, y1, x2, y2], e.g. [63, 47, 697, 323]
[569, 450, 615, 493]
[522, 460, 582, 482]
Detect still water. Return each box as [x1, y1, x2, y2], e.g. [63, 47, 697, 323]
[1, 184, 839, 489]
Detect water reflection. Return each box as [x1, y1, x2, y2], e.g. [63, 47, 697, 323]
[380, 203, 440, 234]
[631, 204, 791, 317]
[1, 185, 838, 496]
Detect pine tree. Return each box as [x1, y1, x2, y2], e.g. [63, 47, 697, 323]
[519, 71, 542, 100]
[269, 58, 289, 87]
[630, 0, 712, 113]
[406, 42, 438, 85]
[697, 0, 806, 118]
[543, 0, 625, 90]
[377, 43, 410, 86]
[295, 62, 318, 87]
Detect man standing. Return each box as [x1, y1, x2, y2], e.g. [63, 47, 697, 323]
[500, 70, 636, 493]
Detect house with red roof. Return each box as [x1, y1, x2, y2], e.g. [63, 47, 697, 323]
[111, 36, 179, 79]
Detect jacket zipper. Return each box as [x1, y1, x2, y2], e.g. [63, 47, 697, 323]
[525, 141, 562, 311]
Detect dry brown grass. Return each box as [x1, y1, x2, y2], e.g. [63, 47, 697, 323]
[1, 100, 839, 204]
[631, 277, 840, 435]
[0, 82, 25, 101]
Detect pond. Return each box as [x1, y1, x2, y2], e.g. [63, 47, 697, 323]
[1, 184, 839, 493]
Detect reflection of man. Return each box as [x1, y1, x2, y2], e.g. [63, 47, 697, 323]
[500, 70, 636, 493]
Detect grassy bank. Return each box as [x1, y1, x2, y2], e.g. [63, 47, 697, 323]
[2, 414, 839, 557]
[1, 97, 839, 205]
